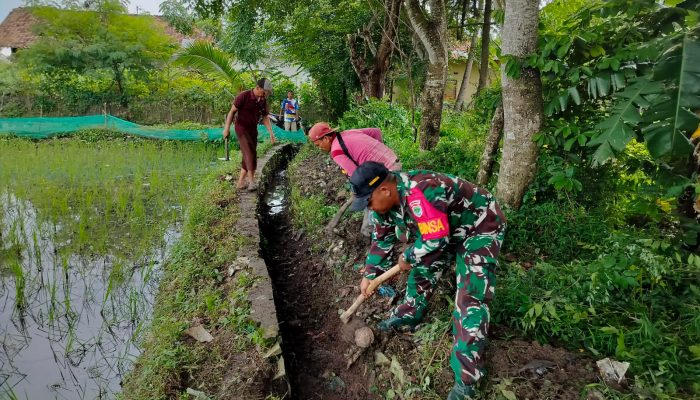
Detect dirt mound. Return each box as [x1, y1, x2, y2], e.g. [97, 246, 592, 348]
[189, 329, 278, 400]
[487, 338, 598, 400]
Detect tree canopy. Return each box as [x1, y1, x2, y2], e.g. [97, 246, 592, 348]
[18, 1, 177, 106]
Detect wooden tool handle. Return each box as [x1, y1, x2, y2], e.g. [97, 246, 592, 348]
[340, 264, 402, 324]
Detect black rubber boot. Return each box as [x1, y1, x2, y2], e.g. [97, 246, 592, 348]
[446, 381, 475, 400]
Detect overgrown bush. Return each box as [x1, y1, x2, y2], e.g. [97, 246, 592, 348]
[0, 63, 233, 124]
[503, 200, 611, 262]
[494, 232, 700, 396]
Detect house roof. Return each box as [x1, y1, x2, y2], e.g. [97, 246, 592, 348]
[449, 40, 473, 60]
[0, 8, 39, 49]
[0, 7, 208, 49]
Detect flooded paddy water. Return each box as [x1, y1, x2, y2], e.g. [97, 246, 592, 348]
[0, 137, 218, 399]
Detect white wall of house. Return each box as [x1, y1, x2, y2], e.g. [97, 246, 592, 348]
[1, 47, 12, 57]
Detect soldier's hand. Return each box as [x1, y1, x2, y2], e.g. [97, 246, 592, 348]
[360, 277, 373, 298]
[223, 129, 230, 139]
[399, 254, 412, 271]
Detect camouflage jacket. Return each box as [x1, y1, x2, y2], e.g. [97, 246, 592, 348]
[364, 170, 506, 279]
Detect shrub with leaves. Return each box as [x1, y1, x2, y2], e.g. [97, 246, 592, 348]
[504, 0, 700, 245]
[494, 232, 700, 396]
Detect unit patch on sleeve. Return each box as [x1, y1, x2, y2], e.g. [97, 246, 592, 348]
[407, 189, 449, 240]
[409, 200, 423, 217]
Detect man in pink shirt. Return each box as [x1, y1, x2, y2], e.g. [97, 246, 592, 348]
[309, 122, 401, 235]
[309, 122, 400, 176]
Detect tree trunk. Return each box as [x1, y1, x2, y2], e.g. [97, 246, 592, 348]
[404, 0, 448, 150]
[476, 103, 503, 185]
[454, 0, 481, 112]
[347, 35, 373, 98]
[456, 0, 469, 40]
[420, 61, 448, 149]
[454, 37, 477, 111]
[113, 62, 129, 109]
[348, 0, 401, 99]
[495, 0, 543, 209]
[369, 0, 401, 98]
[476, 0, 492, 95]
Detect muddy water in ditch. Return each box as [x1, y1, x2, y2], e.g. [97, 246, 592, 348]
[0, 193, 178, 399]
[259, 154, 372, 400]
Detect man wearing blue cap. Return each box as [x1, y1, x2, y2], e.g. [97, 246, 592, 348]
[349, 161, 506, 400]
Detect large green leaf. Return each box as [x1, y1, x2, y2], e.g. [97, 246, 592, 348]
[172, 40, 241, 91]
[642, 35, 700, 158]
[589, 77, 663, 165]
[587, 72, 611, 99]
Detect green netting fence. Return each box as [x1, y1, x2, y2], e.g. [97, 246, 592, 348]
[0, 115, 306, 142]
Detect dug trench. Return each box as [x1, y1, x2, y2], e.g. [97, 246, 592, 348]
[258, 145, 378, 399]
[256, 145, 604, 400]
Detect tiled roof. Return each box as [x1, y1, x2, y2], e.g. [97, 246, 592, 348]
[0, 8, 39, 48]
[0, 7, 209, 49]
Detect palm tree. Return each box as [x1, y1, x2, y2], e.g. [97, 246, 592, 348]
[172, 40, 244, 97]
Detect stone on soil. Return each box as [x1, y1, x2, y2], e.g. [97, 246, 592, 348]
[184, 324, 214, 343]
[355, 327, 374, 348]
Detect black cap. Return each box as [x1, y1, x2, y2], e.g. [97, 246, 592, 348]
[349, 161, 389, 211]
[256, 78, 272, 96]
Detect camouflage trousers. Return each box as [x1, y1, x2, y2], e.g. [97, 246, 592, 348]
[376, 226, 505, 386]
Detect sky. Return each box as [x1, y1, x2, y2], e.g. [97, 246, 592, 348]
[1, 0, 164, 22]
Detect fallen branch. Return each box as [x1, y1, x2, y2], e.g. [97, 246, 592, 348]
[326, 195, 354, 234]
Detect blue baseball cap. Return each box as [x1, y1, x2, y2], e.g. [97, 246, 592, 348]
[349, 161, 389, 211]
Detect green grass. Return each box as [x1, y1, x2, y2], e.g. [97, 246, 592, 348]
[119, 154, 273, 399]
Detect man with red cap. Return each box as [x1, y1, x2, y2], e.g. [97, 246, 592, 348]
[309, 122, 401, 235]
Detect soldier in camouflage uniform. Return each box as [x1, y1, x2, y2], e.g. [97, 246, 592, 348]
[349, 161, 506, 400]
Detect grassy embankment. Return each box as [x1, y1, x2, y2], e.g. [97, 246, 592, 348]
[120, 142, 277, 399]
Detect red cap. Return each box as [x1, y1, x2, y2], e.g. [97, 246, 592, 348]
[309, 122, 337, 141]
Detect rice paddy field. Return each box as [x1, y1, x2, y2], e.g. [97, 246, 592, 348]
[0, 135, 219, 399]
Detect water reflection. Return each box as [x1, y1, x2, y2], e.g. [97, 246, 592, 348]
[0, 193, 179, 399]
[264, 170, 289, 216]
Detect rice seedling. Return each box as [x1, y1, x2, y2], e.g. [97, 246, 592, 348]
[9, 259, 25, 312]
[0, 136, 218, 399]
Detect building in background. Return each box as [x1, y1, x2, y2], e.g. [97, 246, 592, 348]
[0, 7, 207, 58]
[391, 40, 497, 107]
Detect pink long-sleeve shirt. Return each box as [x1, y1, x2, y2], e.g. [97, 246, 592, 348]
[330, 128, 400, 177]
